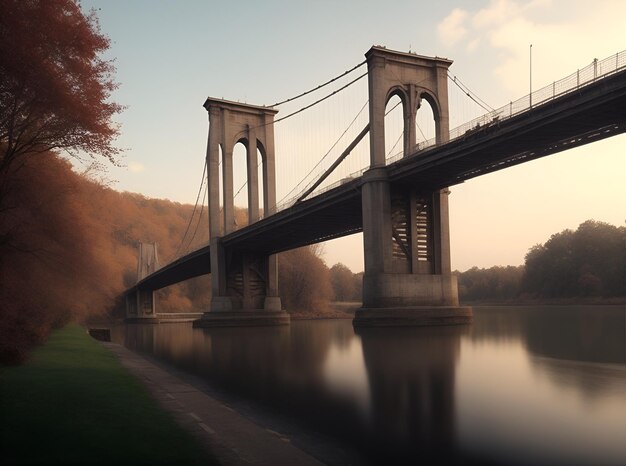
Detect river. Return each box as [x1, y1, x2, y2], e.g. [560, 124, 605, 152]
[112, 305, 626, 465]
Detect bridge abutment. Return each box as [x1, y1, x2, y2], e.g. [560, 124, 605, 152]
[355, 46, 471, 327]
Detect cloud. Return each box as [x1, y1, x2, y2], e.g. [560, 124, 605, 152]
[466, 38, 481, 53]
[472, 0, 521, 28]
[437, 8, 469, 46]
[438, 0, 626, 94]
[128, 161, 145, 173]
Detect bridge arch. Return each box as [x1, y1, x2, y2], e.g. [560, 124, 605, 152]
[385, 86, 410, 105]
[384, 92, 406, 160]
[366, 46, 452, 166]
[256, 140, 267, 216]
[204, 98, 278, 236]
[217, 143, 224, 233]
[416, 91, 438, 146]
[232, 140, 248, 229]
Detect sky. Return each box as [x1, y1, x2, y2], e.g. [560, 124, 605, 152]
[81, 0, 626, 272]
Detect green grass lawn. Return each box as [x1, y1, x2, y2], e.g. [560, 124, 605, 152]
[0, 325, 216, 465]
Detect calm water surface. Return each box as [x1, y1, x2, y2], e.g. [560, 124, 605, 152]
[113, 306, 626, 465]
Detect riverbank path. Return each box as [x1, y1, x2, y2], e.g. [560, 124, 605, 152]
[103, 342, 324, 466]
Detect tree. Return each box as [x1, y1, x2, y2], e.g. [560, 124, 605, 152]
[522, 220, 625, 298]
[279, 245, 333, 311]
[0, 0, 122, 186]
[0, 151, 212, 363]
[457, 265, 524, 302]
[329, 263, 357, 301]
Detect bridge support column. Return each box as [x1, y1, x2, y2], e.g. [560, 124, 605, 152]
[354, 46, 471, 327]
[194, 98, 289, 328]
[125, 288, 159, 323]
[125, 242, 160, 323]
[194, 248, 288, 327]
[354, 175, 471, 327]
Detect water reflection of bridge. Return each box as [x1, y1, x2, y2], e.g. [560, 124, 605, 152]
[119, 304, 625, 464]
[122, 322, 470, 464]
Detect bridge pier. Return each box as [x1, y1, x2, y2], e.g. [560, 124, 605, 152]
[354, 46, 471, 327]
[125, 242, 160, 323]
[125, 288, 159, 323]
[355, 172, 471, 327]
[194, 241, 288, 327]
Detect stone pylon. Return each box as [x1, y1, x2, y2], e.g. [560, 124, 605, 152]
[137, 242, 159, 281]
[354, 46, 472, 327]
[194, 98, 289, 327]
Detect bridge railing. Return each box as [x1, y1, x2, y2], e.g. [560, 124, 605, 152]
[278, 50, 626, 212]
[244, 51, 626, 221]
[387, 50, 626, 165]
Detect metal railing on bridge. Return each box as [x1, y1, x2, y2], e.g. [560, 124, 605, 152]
[280, 50, 626, 207]
[386, 50, 626, 164]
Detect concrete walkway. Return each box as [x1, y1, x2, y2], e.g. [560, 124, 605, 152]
[103, 342, 325, 466]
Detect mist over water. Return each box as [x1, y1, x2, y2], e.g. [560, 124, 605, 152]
[114, 306, 626, 465]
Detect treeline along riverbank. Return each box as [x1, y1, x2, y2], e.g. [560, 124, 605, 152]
[456, 220, 625, 304]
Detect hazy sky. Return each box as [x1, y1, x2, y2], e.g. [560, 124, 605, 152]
[82, 0, 626, 272]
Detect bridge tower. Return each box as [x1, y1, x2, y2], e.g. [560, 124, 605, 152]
[194, 98, 289, 327]
[125, 242, 159, 323]
[354, 46, 472, 326]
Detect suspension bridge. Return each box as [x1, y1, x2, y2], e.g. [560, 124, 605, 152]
[125, 46, 626, 326]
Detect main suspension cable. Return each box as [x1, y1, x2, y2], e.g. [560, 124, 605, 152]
[269, 60, 367, 107]
[229, 70, 368, 145]
[273, 72, 368, 125]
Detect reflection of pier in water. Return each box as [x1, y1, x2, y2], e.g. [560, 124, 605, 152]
[357, 325, 468, 463]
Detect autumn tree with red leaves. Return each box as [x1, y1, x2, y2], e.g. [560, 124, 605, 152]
[0, 0, 122, 190]
[0, 0, 123, 363]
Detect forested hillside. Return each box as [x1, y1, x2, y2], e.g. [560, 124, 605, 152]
[0, 154, 332, 363]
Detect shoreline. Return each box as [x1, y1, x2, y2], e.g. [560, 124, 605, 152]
[92, 300, 624, 327]
[103, 341, 326, 466]
[460, 297, 625, 306]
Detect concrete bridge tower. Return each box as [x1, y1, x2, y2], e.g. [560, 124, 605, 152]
[354, 46, 472, 326]
[194, 98, 289, 327]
